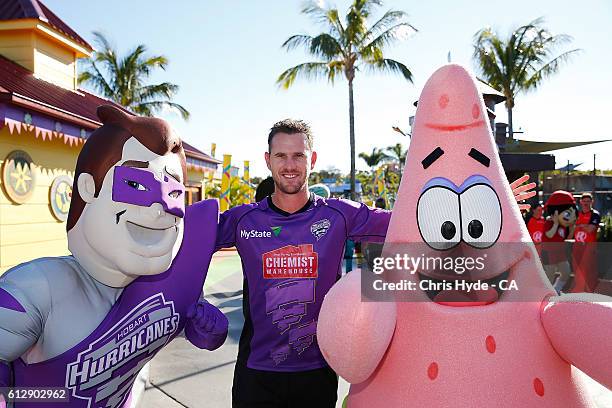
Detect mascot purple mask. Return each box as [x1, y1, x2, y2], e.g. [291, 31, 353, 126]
[112, 165, 185, 218]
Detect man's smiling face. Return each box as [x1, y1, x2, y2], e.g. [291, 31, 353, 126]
[265, 132, 316, 195]
[80, 137, 185, 277]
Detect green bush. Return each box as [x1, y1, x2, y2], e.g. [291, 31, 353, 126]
[599, 214, 612, 242]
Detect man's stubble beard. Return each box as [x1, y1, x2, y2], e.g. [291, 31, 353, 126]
[274, 173, 308, 195]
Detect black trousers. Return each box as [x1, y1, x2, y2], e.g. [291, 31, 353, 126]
[232, 362, 338, 408]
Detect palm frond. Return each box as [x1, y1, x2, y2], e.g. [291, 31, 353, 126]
[78, 60, 115, 97]
[473, 32, 505, 87]
[346, 0, 386, 43]
[359, 22, 416, 60]
[359, 147, 390, 167]
[385, 143, 406, 164]
[282, 33, 343, 59]
[91, 31, 115, 54]
[122, 44, 148, 73]
[524, 48, 581, 90]
[364, 9, 411, 40]
[301, 1, 331, 22]
[351, 0, 382, 19]
[327, 60, 345, 83]
[79, 32, 187, 120]
[310, 33, 344, 59]
[473, 18, 579, 113]
[134, 82, 179, 103]
[364, 58, 413, 82]
[134, 101, 190, 120]
[327, 8, 346, 42]
[282, 34, 315, 51]
[90, 32, 120, 84]
[137, 55, 169, 76]
[276, 62, 331, 89]
[302, 1, 345, 40]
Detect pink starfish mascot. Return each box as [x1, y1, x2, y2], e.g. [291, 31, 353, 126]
[317, 64, 612, 407]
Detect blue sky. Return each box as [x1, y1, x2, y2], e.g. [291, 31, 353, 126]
[48, 0, 612, 177]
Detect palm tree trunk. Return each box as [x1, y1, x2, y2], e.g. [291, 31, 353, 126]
[507, 106, 514, 141]
[348, 78, 356, 200]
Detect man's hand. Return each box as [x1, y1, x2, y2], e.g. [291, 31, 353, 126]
[510, 174, 536, 212]
[184, 300, 229, 351]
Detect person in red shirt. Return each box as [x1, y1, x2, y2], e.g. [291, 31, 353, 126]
[572, 192, 601, 292]
[526, 202, 546, 254]
[575, 193, 601, 242]
[542, 191, 577, 293]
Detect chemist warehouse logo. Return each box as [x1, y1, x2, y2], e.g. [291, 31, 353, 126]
[263, 244, 319, 279]
[66, 293, 179, 408]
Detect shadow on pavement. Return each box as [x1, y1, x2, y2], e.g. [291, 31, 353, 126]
[153, 359, 238, 387]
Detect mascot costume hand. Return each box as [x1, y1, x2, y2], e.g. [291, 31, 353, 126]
[317, 64, 612, 407]
[0, 105, 222, 407]
[185, 300, 229, 351]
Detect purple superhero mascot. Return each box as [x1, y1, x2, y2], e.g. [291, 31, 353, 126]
[0, 105, 227, 407]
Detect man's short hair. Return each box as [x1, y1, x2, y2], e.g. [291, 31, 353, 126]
[268, 119, 313, 151]
[581, 192, 593, 200]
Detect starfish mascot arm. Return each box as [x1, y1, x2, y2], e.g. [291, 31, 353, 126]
[317, 270, 396, 384]
[541, 293, 612, 390]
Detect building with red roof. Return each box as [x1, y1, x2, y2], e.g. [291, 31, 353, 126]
[0, 0, 219, 271]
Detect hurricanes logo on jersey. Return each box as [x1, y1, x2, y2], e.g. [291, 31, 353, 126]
[66, 294, 179, 408]
[310, 219, 330, 240]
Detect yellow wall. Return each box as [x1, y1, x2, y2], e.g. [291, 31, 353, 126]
[0, 23, 80, 90]
[34, 33, 77, 90]
[0, 30, 35, 72]
[186, 168, 207, 187]
[0, 127, 80, 272]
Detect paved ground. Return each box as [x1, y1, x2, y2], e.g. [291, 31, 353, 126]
[139, 250, 611, 408]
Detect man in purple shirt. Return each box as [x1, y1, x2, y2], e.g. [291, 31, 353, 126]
[216, 120, 390, 407]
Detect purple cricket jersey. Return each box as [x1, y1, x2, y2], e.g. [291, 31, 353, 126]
[11, 199, 218, 408]
[216, 194, 390, 372]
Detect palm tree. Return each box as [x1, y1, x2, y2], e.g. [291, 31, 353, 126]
[78, 32, 189, 119]
[386, 142, 406, 173]
[278, 0, 416, 200]
[359, 147, 390, 168]
[473, 18, 579, 140]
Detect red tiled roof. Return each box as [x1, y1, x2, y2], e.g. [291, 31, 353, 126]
[0, 54, 118, 127]
[0, 55, 217, 164]
[182, 141, 221, 164]
[0, 0, 92, 50]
